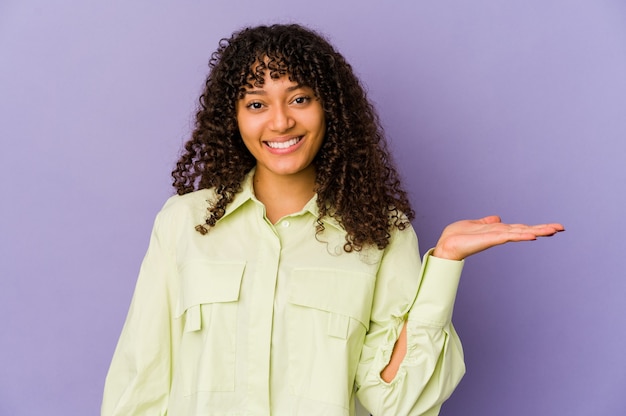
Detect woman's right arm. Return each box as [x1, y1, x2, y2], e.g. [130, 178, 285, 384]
[101, 210, 182, 416]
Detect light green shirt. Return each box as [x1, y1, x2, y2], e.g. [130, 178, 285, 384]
[102, 171, 465, 416]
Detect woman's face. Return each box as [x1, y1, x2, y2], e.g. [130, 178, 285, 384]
[236, 73, 325, 182]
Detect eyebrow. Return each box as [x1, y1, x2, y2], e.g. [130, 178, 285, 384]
[243, 84, 305, 96]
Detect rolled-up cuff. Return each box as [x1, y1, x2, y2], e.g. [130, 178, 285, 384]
[407, 249, 464, 327]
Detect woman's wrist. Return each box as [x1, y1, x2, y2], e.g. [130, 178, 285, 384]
[432, 244, 459, 261]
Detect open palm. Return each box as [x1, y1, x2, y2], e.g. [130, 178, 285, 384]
[432, 215, 565, 261]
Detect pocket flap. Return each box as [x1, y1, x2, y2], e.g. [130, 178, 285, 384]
[176, 260, 245, 317]
[289, 269, 375, 328]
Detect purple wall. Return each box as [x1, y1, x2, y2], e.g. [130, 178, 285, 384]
[1, 1, 624, 414]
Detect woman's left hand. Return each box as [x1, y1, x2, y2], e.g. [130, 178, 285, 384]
[432, 215, 565, 261]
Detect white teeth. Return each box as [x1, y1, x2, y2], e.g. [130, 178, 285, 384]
[266, 137, 301, 149]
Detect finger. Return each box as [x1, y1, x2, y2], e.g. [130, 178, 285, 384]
[506, 223, 564, 233]
[479, 215, 502, 224]
[527, 223, 566, 234]
[506, 226, 562, 238]
[544, 223, 565, 231]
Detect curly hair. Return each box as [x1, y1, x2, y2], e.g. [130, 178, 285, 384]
[172, 23, 414, 252]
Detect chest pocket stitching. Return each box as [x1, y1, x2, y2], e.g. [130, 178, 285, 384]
[175, 260, 245, 331]
[288, 268, 375, 331]
[174, 259, 245, 394]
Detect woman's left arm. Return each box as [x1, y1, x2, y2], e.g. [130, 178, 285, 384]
[356, 216, 563, 415]
[381, 215, 565, 381]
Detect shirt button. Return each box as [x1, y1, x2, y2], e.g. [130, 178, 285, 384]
[281, 220, 290, 227]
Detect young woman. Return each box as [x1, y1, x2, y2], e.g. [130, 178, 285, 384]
[102, 24, 563, 416]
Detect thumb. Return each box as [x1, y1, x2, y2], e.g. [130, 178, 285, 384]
[480, 215, 502, 224]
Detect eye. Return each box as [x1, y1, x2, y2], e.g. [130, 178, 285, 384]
[292, 96, 310, 105]
[246, 101, 264, 110]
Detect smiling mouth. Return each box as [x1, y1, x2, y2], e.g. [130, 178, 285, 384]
[265, 136, 302, 149]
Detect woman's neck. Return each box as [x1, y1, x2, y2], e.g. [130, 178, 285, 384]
[252, 166, 316, 224]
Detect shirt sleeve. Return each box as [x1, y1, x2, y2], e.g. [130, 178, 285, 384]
[101, 204, 182, 416]
[355, 225, 465, 416]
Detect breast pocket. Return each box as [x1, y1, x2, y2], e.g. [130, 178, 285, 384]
[175, 259, 245, 395]
[286, 268, 375, 409]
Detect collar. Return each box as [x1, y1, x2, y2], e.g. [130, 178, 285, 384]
[218, 168, 344, 232]
[301, 194, 344, 232]
[218, 168, 256, 221]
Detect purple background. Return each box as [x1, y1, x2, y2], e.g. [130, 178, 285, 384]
[1, 1, 625, 415]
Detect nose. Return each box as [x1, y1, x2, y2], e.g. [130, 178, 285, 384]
[269, 104, 295, 132]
